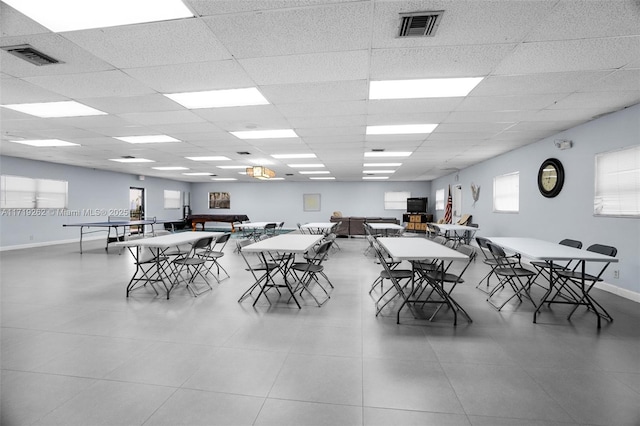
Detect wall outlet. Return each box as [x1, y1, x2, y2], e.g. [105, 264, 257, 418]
[29, 235, 34, 241]
[613, 270, 619, 279]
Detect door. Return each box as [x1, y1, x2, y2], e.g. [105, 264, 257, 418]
[129, 187, 145, 235]
[452, 184, 462, 224]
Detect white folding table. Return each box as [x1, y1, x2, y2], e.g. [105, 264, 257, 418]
[300, 222, 335, 235]
[367, 222, 404, 236]
[116, 231, 223, 299]
[243, 234, 323, 308]
[489, 237, 618, 327]
[377, 237, 470, 324]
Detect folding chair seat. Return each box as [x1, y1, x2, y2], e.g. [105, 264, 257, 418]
[263, 222, 277, 238]
[554, 244, 617, 328]
[485, 242, 536, 311]
[290, 240, 334, 306]
[236, 239, 280, 303]
[475, 237, 520, 294]
[197, 233, 231, 283]
[169, 236, 214, 298]
[417, 244, 476, 324]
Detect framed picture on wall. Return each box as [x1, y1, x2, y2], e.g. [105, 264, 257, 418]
[208, 192, 230, 209]
[303, 193, 321, 211]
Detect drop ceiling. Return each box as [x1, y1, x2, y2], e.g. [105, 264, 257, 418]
[1, 0, 639, 182]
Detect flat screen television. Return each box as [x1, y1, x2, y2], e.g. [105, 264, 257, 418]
[407, 197, 428, 213]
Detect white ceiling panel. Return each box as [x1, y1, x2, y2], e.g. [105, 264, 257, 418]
[470, 71, 610, 96]
[370, 44, 516, 79]
[0, 77, 66, 103]
[495, 37, 640, 75]
[547, 91, 640, 111]
[117, 110, 206, 126]
[239, 50, 369, 85]
[288, 115, 367, 129]
[525, 0, 640, 41]
[122, 60, 256, 93]
[189, 0, 362, 16]
[277, 101, 366, 118]
[202, 2, 371, 59]
[1, 0, 638, 182]
[259, 80, 367, 104]
[79, 94, 183, 115]
[24, 70, 155, 99]
[63, 19, 230, 69]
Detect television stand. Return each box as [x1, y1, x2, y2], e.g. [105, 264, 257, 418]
[402, 213, 433, 233]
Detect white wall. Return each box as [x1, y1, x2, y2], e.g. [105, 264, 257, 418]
[0, 157, 189, 248]
[431, 103, 640, 298]
[190, 181, 431, 228]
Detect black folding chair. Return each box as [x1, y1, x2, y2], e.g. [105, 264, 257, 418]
[485, 241, 536, 311]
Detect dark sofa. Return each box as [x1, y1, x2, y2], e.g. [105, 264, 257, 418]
[329, 216, 399, 237]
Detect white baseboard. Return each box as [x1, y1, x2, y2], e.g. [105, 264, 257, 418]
[0, 235, 103, 252]
[595, 281, 640, 303]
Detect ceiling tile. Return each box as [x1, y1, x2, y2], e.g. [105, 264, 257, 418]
[24, 70, 155, 98]
[239, 50, 369, 85]
[123, 60, 256, 93]
[202, 2, 371, 58]
[63, 19, 231, 68]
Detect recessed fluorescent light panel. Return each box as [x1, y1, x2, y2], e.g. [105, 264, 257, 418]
[363, 176, 389, 180]
[369, 77, 484, 99]
[287, 164, 325, 168]
[165, 88, 269, 109]
[2, 101, 107, 117]
[271, 153, 316, 159]
[364, 152, 412, 158]
[230, 129, 298, 139]
[185, 156, 231, 161]
[109, 158, 155, 163]
[362, 170, 395, 174]
[299, 171, 330, 175]
[115, 135, 181, 144]
[9, 139, 79, 147]
[2, 0, 194, 32]
[152, 166, 188, 170]
[366, 124, 437, 135]
[211, 178, 237, 181]
[363, 163, 402, 167]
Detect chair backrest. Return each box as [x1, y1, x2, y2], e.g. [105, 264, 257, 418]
[457, 244, 477, 260]
[559, 239, 582, 249]
[312, 240, 333, 262]
[277, 221, 285, 230]
[457, 214, 471, 225]
[476, 237, 493, 260]
[486, 241, 507, 260]
[264, 223, 277, 236]
[297, 223, 306, 234]
[433, 235, 447, 245]
[212, 233, 231, 251]
[587, 244, 617, 257]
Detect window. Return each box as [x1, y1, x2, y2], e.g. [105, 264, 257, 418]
[384, 191, 410, 210]
[164, 190, 181, 209]
[493, 172, 519, 213]
[1, 175, 68, 209]
[435, 188, 445, 210]
[594, 145, 640, 217]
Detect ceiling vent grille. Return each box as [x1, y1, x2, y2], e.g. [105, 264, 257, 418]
[398, 11, 443, 37]
[1, 44, 61, 66]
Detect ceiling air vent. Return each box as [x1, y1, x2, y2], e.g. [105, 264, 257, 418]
[1, 44, 62, 66]
[398, 11, 443, 37]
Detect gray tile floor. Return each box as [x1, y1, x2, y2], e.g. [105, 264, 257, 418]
[2, 236, 639, 426]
